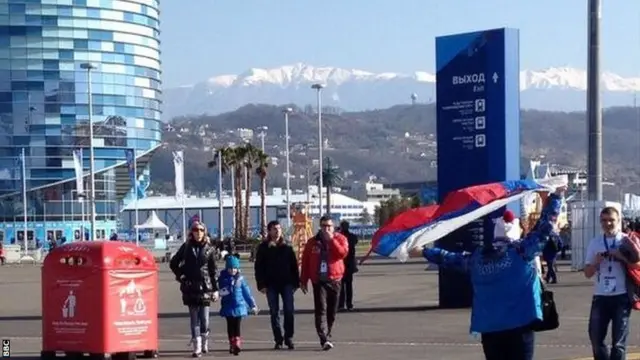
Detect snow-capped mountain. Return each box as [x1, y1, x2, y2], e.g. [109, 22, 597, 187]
[163, 63, 640, 119]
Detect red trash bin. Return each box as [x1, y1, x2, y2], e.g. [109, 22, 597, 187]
[41, 241, 159, 360]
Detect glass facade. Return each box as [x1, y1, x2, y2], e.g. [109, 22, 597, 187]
[0, 0, 162, 244]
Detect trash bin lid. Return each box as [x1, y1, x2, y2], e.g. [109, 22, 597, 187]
[43, 241, 158, 270]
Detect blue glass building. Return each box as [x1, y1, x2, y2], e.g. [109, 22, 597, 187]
[0, 0, 162, 247]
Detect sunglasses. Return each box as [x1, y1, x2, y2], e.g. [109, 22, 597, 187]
[192, 228, 205, 232]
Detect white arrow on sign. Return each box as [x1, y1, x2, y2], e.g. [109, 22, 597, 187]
[492, 72, 499, 83]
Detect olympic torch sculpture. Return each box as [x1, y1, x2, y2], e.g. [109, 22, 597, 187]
[289, 203, 313, 267]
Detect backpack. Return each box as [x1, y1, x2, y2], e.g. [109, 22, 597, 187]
[620, 234, 640, 311]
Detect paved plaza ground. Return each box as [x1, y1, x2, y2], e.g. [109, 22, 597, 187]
[2, 259, 640, 360]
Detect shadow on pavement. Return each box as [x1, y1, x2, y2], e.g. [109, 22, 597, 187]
[0, 305, 441, 322]
[159, 347, 320, 356]
[157, 304, 440, 318]
[358, 260, 423, 266]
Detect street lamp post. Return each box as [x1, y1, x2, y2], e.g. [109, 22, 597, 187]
[217, 149, 224, 241]
[81, 62, 97, 240]
[311, 83, 325, 215]
[283, 108, 293, 228]
[256, 126, 268, 152]
[586, 0, 602, 201]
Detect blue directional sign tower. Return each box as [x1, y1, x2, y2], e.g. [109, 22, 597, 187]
[435, 28, 521, 308]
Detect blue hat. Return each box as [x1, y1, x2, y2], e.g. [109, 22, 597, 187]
[225, 255, 240, 269]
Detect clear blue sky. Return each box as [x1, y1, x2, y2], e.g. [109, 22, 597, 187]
[160, 0, 640, 87]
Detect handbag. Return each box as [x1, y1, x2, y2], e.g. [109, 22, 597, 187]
[530, 279, 560, 332]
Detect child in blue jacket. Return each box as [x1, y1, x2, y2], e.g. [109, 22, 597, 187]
[218, 254, 259, 356]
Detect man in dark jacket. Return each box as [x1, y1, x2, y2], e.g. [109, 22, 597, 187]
[254, 220, 300, 350]
[338, 220, 358, 311]
[169, 221, 219, 357]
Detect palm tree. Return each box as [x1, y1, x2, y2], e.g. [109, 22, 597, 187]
[315, 157, 343, 216]
[241, 143, 259, 239]
[255, 149, 269, 237]
[232, 146, 247, 239]
[208, 146, 243, 240]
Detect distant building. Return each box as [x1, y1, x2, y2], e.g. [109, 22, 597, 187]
[120, 187, 366, 237]
[385, 181, 438, 200]
[236, 128, 254, 141]
[362, 182, 401, 203]
[0, 0, 162, 245]
[526, 160, 588, 190]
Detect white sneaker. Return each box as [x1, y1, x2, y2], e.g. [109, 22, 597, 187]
[322, 341, 334, 351]
[191, 336, 202, 357]
[201, 333, 209, 354]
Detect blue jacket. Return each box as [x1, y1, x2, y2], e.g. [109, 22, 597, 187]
[423, 194, 562, 334]
[217, 270, 257, 318]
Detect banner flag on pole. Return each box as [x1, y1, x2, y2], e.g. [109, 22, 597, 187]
[172, 151, 185, 200]
[124, 149, 137, 195]
[72, 149, 84, 196]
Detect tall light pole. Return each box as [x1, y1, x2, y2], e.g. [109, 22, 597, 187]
[256, 126, 268, 152]
[217, 149, 224, 240]
[635, 93, 640, 182]
[586, 0, 602, 201]
[283, 107, 293, 228]
[311, 83, 325, 215]
[81, 62, 97, 239]
[21, 148, 27, 256]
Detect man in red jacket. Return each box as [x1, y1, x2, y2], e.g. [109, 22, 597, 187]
[300, 215, 349, 350]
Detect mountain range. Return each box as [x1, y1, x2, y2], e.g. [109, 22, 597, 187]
[150, 103, 640, 199]
[163, 63, 640, 119]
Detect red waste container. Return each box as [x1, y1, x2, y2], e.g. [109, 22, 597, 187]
[41, 241, 159, 360]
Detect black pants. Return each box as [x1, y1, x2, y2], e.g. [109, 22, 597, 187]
[339, 273, 354, 309]
[544, 259, 557, 283]
[266, 285, 295, 343]
[225, 316, 242, 339]
[312, 281, 341, 344]
[481, 326, 535, 360]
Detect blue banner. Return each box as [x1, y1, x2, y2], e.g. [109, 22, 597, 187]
[124, 149, 136, 190]
[419, 185, 438, 205]
[435, 28, 520, 308]
[16, 149, 24, 196]
[349, 225, 378, 238]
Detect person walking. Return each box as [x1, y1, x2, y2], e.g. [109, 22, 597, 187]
[169, 221, 219, 357]
[254, 220, 300, 350]
[584, 206, 638, 360]
[300, 215, 349, 350]
[410, 186, 566, 360]
[338, 220, 358, 311]
[542, 235, 562, 284]
[218, 254, 259, 356]
[0, 243, 5, 265]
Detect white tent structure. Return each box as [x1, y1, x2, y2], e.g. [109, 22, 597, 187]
[135, 211, 169, 230]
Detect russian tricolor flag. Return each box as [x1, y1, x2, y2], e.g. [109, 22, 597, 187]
[366, 178, 566, 262]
